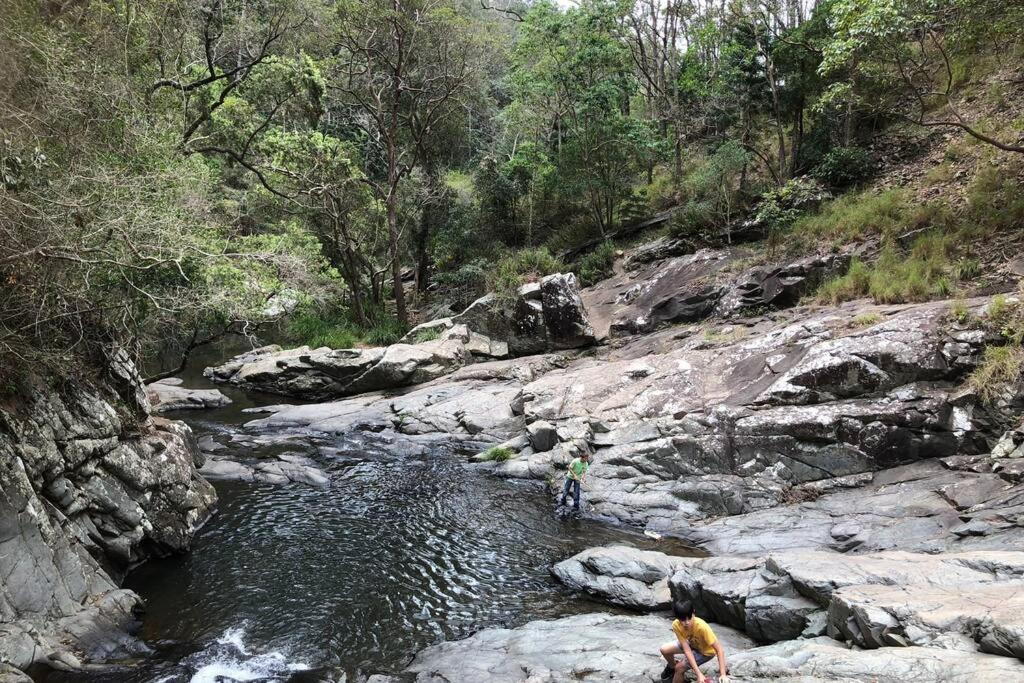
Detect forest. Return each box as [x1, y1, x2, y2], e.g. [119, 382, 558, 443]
[2, 0, 1023, 383]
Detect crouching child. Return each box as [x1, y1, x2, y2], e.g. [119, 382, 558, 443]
[659, 600, 729, 683]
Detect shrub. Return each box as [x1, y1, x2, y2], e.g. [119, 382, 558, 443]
[481, 446, 515, 462]
[577, 241, 617, 287]
[489, 248, 564, 301]
[669, 199, 716, 237]
[363, 315, 406, 346]
[816, 234, 955, 305]
[617, 188, 650, 225]
[811, 147, 874, 188]
[851, 312, 881, 327]
[286, 305, 360, 349]
[968, 346, 1024, 404]
[755, 177, 831, 236]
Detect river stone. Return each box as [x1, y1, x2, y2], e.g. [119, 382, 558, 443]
[406, 613, 753, 683]
[146, 378, 232, 412]
[550, 545, 691, 610]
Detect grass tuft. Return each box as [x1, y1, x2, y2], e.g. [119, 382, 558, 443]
[480, 446, 515, 462]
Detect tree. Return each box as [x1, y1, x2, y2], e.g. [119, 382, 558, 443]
[820, 0, 1024, 154]
[511, 0, 656, 237]
[332, 0, 485, 326]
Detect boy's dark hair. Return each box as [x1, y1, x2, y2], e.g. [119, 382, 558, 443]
[673, 600, 694, 620]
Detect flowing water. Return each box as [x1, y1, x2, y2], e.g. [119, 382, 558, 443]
[45, 349, 694, 682]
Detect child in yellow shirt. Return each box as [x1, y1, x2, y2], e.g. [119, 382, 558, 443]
[658, 600, 729, 683]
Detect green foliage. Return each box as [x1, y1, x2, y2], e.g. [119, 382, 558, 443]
[364, 316, 407, 346]
[811, 147, 874, 188]
[413, 328, 442, 344]
[671, 141, 751, 239]
[577, 241, 618, 287]
[791, 189, 939, 244]
[851, 312, 881, 327]
[481, 446, 516, 462]
[756, 177, 831, 236]
[287, 305, 361, 350]
[489, 248, 564, 301]
[817, 234, 955, 305]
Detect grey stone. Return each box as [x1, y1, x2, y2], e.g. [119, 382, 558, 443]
[527, 420, 559, 452]
[146, 379, 232, 412]
[550, 545, 689, 610]
[406, 613, 753, 683]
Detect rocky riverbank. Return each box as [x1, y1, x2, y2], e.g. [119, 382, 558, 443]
[205, 239, 1024, 680]
[0, 353, 215, 680]
[5, 236, 1022, 681]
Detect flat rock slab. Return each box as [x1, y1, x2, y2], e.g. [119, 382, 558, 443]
[406, 613, 753, 683]
[729, 637, 1024, 681]
[146, 379, 231, 412]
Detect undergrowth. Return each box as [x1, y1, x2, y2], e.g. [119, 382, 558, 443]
[577, 241, 617, 287]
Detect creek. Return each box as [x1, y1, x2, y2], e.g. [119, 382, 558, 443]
[48, 351, 684, 682]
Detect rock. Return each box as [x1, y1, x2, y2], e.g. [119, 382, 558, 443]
[406, 613, 754, 683]
[622, 236, 694, 271]
[0, 358, 215, 677]
[199, 454, 330, 488]
[828, 581, 1024, 656]
[146, 379, 232, 412]
[716, 253, 849, 317]
[527, 420, 559, 452]
[550, 545, 691, 610]
[661, 547, 1024, 653]
[729, 636, 1024, 681]
[539, 273, 596, 350]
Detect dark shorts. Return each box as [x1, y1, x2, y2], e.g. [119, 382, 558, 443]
[691, 651, 713, 667]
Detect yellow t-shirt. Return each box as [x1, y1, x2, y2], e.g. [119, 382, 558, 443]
[672, 617, 717, 657]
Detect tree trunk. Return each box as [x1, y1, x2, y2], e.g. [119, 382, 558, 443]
[386, 188, 408, 326]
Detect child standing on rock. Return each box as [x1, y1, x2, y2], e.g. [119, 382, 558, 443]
[559, 452, 590, 511]
[659, 600, 729, 683]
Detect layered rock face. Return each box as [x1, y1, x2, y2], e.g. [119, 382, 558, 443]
[0, 360, 215, 676]
[206, 273, 595, 400]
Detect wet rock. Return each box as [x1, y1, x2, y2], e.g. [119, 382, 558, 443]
[199, 453, 330, 488]
[146, 378, 232, 412]
[550, 545, 690, 610]
[406, 613, 753, 683]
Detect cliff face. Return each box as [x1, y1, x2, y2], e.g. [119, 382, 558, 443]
[0, 354, 216, 677]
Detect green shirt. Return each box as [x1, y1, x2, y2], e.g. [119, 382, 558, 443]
[567, 457, 589, 480]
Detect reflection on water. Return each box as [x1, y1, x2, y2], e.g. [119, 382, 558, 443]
[122, 435, 664, 680]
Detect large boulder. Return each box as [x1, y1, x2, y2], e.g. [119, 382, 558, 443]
[206, 325, 494, 400]
[146, 377, 232, 412]
[404, 273, 596, 358]
[728, 636, 1024, 681]
[550, 545, 690, 610]
[659, 547, 1024, 652]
